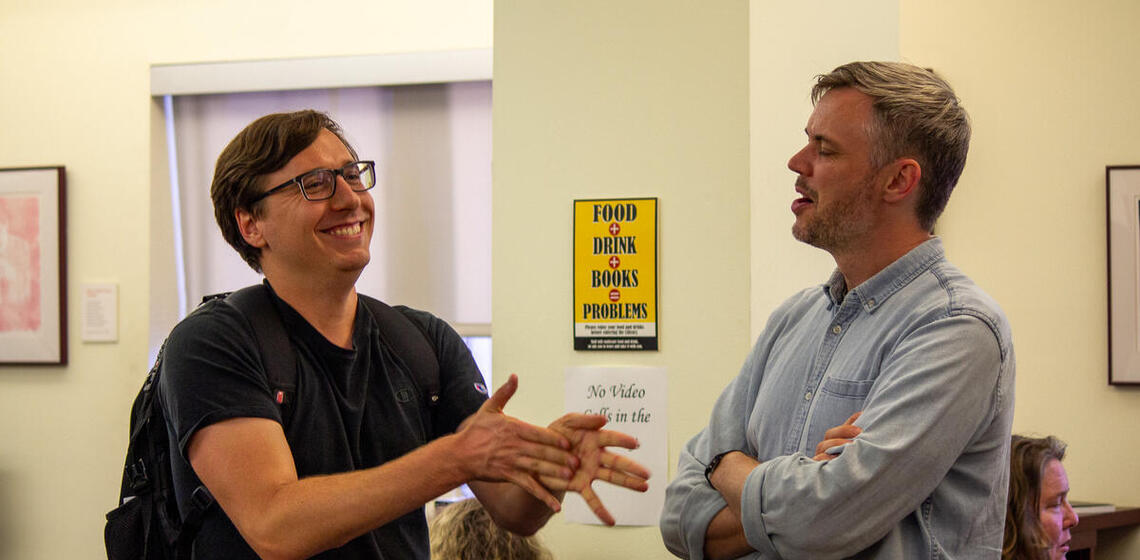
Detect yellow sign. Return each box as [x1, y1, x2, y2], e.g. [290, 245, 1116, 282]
[573, 198, 658, 350]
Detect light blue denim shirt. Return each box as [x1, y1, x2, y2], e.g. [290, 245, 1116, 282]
[661, 238, 1015, 559]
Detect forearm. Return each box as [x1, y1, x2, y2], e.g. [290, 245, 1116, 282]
[704, 451, 759, 559]
[235, 433, 472, 559]
[468, 480, 562, 536]
[704, 507, 753, 560]
[661, 443, 752, 559]
[709, 451, 755, 521]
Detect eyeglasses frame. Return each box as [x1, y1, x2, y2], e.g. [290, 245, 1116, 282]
[248, 160, 377, 205]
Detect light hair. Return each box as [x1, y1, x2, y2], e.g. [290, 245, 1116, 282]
[812, 61, 971, 232]
[429, 499, 554, 560]
[210, 110, 357, 272]
[1003, 435, 1068, 560]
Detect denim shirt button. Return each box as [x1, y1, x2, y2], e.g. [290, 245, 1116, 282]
[804, 391, 812, 401]
[832, 324, 842, 334]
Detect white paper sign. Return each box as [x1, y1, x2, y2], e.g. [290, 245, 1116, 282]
[81, 283, 118, 342]
[563, 366, 668, 526]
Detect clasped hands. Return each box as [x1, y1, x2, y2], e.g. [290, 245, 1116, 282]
[455, 374, 651, 525]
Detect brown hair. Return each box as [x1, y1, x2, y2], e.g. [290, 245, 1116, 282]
[429, 499, 554, 560]
[812, 61, 971, 232]
[1003, 435, 1068, 560]
[210, 110, 357, 272]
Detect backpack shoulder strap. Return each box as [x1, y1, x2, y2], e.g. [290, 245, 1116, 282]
[222, 284, 299, 426]
[359, 295, 441, 409]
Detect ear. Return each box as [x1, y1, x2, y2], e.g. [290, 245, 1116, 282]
[235, 207, 267, 249]
[881, 158, 921, 204]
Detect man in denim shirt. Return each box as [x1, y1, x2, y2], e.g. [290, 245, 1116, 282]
[661, 62, 1014, 559]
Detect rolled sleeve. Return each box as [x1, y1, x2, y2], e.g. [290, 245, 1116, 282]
[661, 337, 772, 558]
[660, 442, 730, 559]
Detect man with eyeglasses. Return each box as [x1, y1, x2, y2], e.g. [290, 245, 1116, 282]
[158, 110, 650, 559]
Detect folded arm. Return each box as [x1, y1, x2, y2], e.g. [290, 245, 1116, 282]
[663, 315, 1005, 559]
[660, 344, 765, 559]
[699, 411, 860, 559]
[733, 316, 1004, 557]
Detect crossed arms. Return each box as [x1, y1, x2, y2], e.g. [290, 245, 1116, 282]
[661, 314, 1007, 559]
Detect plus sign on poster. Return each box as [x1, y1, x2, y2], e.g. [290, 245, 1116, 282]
[573, 198, 658, 350]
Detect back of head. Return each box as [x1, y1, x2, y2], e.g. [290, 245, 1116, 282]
[812, 61, 971, 232]
[1004, 435, 1068, 560]
[429, 499, 553, 560]
[210, 109, 357, 272]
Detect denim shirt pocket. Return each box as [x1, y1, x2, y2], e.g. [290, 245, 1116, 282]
[804, 376, 875, 455]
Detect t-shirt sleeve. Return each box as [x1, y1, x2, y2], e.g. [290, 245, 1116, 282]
[396, 307, 489, 437]
[158, 302, 282, 459]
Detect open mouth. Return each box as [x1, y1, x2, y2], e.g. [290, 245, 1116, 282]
[792, 185, 815, 214]
[323, 221, 364, 237]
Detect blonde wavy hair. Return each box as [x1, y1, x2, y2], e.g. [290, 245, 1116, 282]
[1003, 435, 1068, 560]
[429, 499, 554, 560]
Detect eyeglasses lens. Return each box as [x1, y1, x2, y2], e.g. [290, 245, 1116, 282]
[299, 162, 375, 200]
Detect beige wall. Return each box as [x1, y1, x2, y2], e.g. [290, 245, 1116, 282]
[749, 1, 900, 337]
[0, 2, 491, 558]
[493, 1, 750, 557]
[2, 0, 1140, 558]
[900, 1, 1140, 556]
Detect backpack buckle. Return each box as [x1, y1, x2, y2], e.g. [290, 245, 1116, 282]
[188, 486, 215, 514]
[127, 458, 150, 490]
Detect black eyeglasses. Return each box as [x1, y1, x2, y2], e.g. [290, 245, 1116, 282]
[249, 160, 376, 204]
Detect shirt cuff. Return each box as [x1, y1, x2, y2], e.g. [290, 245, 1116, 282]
[741, 459, 780, 557]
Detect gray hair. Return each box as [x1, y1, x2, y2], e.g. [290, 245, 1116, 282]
[812, 61, 971, 232]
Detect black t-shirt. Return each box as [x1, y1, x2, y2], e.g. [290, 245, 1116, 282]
[158, 286, 488, 559]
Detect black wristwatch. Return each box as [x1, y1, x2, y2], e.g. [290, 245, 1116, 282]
[704, 451, 735, 488]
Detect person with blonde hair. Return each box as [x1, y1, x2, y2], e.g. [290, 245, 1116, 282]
[1004, 435, 1080, 560]
[430, 499, 554, 560]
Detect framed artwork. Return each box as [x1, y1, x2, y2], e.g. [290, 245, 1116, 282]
[0, 167, 66, 365]
[1106, 166, 1140, 384]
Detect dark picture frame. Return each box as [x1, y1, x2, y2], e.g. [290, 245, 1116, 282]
[0, 166, 67, 365]
[1106, 165, 1140, 384]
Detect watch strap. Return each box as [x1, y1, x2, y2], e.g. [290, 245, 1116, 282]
[704, 450, 735, 488]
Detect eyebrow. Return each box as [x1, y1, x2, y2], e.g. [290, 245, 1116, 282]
[805, 129, 838, 149]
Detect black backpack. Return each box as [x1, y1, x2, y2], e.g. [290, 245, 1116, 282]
[104, 284, 440, 559]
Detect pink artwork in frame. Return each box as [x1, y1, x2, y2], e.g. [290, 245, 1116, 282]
[0, 195, 43, 332]
[0, 166, 66, 365]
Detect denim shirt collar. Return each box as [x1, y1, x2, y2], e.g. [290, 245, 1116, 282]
[822, 237, 945, 312]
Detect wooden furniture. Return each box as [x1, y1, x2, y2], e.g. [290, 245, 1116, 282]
[1067, 507, 1140, 559]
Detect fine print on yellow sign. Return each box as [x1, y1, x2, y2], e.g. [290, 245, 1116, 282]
[573, 198, 658, 351]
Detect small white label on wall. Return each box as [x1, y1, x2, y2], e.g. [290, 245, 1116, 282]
[82, 283, 118, 342]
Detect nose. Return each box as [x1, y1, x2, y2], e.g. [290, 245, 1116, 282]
[1063, 501, 1079, 529]
[327, 175, 364, 210]
[788, 144, 812, 176]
